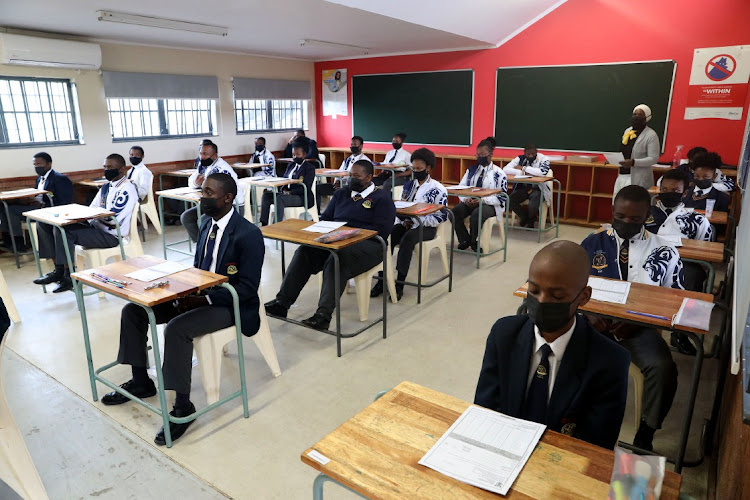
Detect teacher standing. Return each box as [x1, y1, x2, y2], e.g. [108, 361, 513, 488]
[614, 104, 660, 199]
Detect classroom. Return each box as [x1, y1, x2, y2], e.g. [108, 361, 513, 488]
[0, 0, 748, 498]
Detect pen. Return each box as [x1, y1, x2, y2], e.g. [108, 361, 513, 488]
[626, 310, 669, 321]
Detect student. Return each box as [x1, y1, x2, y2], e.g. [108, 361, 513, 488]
[452, 136, 507, 251]
[283, 129, 319, 159]
[181, 142, 244, 242]
[675, 147, 735, 193]
[370, 148, 447, 301]
[503, 143, 551, 228]
[683, 153, 730, 213]
[315, 136, 371, 212]
[0, 152, 73, 253]
[265, 160, 396, 330]
[33, 154, 138, 293]
[101, 173, 264, 445]
[581, 185, 682, 451]
[373, 132, 411, 193]
[250, 136, 276, 177]
[259, 142, 315, 226]
[126, 146, 154, 202]
[475, 241, 630, 449]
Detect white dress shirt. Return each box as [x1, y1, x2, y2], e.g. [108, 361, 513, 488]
[36, 169, 51, 204]
[527, 317, 576, 401]
[202, 208, 233, 274]
[351, 183, 375, 199]
[384, 148, 412, 169]
[127, 163, 154, 201]
[339, 153, 371, 171]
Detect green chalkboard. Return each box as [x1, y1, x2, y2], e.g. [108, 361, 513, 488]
[494, 61, 676, 152]
[353, 71, 473, 145]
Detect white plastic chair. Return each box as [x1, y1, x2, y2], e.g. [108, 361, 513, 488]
[509, 168, 555, 229]
[628, 362, 644, 434]
[477, 214, 505, 252]
[242, 184, 256, 224]
[0, 269, 20, 324]
[318, 153, 326, 168]
[194, 292, 281, 404]
[392, 184, 404, 201]
[139, 188, 163, 235]
[413, 221, 449, 284]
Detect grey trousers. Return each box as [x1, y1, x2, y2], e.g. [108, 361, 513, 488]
[260, 192, 303, 226]
[509, 185, 542, 223]
[382, 175, 408, 193]
[181, 205, 244, 242]
[617, 327, 678, 429]
[117, 302, 233, 394]
[276, 239, 383, 319]
[451, 202, 495, 244]
[53, 223, 119, 266]
[390, 223, 437, 276]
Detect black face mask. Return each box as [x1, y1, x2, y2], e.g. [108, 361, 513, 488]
[129, 156, 142, 166]
[392, 142, 402, 150]
[349, 178, 366, 192]
[200, 158, 214, 167]
[631, 115, 647, 129]
[293, 157, 305, 165]
[104, 169, 119, 181]
[350, 146, 361, 155]
[659, 192, 683, 208]
[413, 170, 428, 182]
[255, 144, 264, 152]
[526, 289, 583, 333]
[476, 155, 490, 166]
[200, 197, 220, 217]
[612, 218, 642, 240]
[695, 179, 713, 190]
[34, 166, 47, 177]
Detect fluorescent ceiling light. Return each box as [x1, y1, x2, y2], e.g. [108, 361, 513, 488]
[96, 11, 228, 37]
[299, 39, 369, 54]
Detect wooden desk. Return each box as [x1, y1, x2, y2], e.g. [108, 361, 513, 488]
[76, 178, 107, 189]
[505, 175, 561, 242]
[155, 187, 202, 258]
[696, 209, 728, 225]
[70, 255, 248, 448]
[158, 168, 196, 191]
[301, 381, 682, 499]
[0, 188, 50, 268]
[678, 239, 724, 263]
[445, 187, 508, 268]
[314, 168, 349, 179]
[232, 162, 271, 171]
[260, 219, 385, 357]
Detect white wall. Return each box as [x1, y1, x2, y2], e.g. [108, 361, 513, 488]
[0, 41, 315, 178]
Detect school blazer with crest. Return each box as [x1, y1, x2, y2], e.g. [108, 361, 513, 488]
[194, 211, 264, 336]
[475, 314, 630, 450]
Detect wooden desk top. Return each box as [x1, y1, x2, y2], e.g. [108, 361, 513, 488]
[514, 278, 713, 335]
[71, 255, 226, 307]
[678, 239, 724, 263]
[232, 162, 272, 170]
[446, 187, 504, 197]
[696, 209, 728, 225]
[315, 168, 349, 178]
[507, 174, 553, 184]
[374, 163, 410, 171]
[241, 177, 303, 188]
[22, 204, 114, 226]
[161, 169, 196, 177]
[396, 202, 443, 217]
[301, 381, 682, 500]
[261, 219, 377, 250]
[155, 187, 201, 203]
[0, 188, 49, 201]
[76, 179, 107, 188]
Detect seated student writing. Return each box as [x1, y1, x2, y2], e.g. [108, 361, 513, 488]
[682, 152, 731, 213]
[503, 143, 551, 228]
[674, 147, 735, 193]
[475, 241, 630, 450]
[452, 136, 507, 251]
[126, 145, 154, 202]
[100, 173, 264, 445]
[33, 154, 138, 293]
[372, 132, 412, 193]
[315, 135, 371, 212]
[259, 141, 315, 226]
[250, 136, 276, 177]
[581, 185, 683, 451]
[0, 152, 73, 254]
[370, 148, 447, 301]
[265, 160, 396, 330]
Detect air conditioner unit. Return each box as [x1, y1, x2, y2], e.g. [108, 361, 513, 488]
[0, 33, 101, 70]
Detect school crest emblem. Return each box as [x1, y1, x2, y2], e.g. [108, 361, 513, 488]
[592, 250, 608, 271]
[561, 422, 576, 436]
[362, 199, 372, 209]
[227, 265, 238, 275]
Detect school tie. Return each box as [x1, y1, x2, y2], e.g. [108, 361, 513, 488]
[253, 155, 260, 164]
[200, 224, 219, 271]
[523, 344, 552, 424]
[619, 239, 629, 280]
[389, 153, 395, 163]
[352, 193, 363, 202]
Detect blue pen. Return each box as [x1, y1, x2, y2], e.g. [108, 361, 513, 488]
[626, 310, 669, 321]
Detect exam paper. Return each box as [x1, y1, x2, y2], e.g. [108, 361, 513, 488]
[512, 175, 532, 179]
[394, 201, 417, 209]
[587, 277, 631, 304]
[603, 152, 625, 165]
[2, 188, 40, 195]
[42, 204, 110, 221]
[301, 221, 346, 233]
[249, 176, 287, 182]
[167, 187, 201, 195]
[125, 261, 191, 282]
[419, 406, 545, 496]
[445, 185, 467, 191]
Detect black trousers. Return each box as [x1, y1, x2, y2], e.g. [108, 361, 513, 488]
[316, 183, 336, 213]
[509, 185, 542, 224]
[260, 191, 303, 225]
[36, 221, 55, 259]
[53, 223, 119, 266]
[276, 239, 383, 319]
[390, 223, 437, 276]
[0, 202, 40, 236]
[117, 302, 233, 394]
[451, 202, 494, 244]
[683, 261, 708, 292]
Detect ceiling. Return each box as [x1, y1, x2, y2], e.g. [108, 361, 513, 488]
[0, 0, 565, 60]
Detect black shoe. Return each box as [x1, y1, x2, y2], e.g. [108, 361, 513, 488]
[101, 379, 157, 406]
[395, 285, 404, 301]
[33, 270, 62, 285]
[154, 403, 197, 446]
[302, 313, 330, 331]
[470, 241, 478, 252]
[633, 421, 656, 452]
[457, 240, 471, 250]
[370, 281, 384, 298]
[264, 299, 288, 318]
[52, 277, 73, 293]
[671, 332, 697, 356]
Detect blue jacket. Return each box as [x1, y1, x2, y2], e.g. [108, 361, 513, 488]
[38, 169, 73, 207]
[321, 185, 396, 240]
[194, 211, 265, 336]
[282, 160, 315, 208]
[475, 314, 630, 450]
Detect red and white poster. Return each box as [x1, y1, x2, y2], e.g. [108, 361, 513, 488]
[685, 45, 750, 120]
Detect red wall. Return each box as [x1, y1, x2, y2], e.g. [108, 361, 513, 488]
[314, 0, 750, 164]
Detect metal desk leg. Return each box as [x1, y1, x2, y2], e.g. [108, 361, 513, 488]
[379, 235, 387, 339]
[417, 223, 423, 304]
[222, 282, 250, 418]
[112, 215, 126, 260]
[332, 250, 341, 357]
[26, 220, 47, 293]
[313, 473, 367, 500]
[554, 179, 561, 239]
[475, 199, 483, 269]
[73, 278, 98, 401]
[674, 331, 705, 473]
[159, 195, 167, 259]
[2, 201, 20, 268]
[448, 210, 455, 292]
[537, 186, 543, 243]
[281, 242, 286, 278]
[145, 305, 173, 448]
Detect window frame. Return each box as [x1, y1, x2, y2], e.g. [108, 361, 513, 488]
[0, 76, 82, 149]
[234, 98, 308, 134]
[106, 97, 218, 143]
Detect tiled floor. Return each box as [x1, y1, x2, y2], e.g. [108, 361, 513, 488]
[1, 222, 719, 498]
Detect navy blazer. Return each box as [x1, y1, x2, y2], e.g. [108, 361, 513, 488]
[282, 161, 315, 208]
[474, 314, 630, 449]
[37, 170, 73, 207]
[194, 211, 265, 336]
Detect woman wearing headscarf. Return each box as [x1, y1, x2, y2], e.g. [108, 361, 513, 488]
[613, 104, 661, 199]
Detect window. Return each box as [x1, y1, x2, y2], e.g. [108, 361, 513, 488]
[0, 77, 82, 147]
[106, 98, 217, 140]
[235, 99, 307, 133]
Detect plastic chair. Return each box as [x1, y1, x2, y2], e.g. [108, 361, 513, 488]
[509, 168, 555, 229]
[477, 214, 505, 252]
[271, 175, 319, 223]
[139, 188, 163, 235]
[413, 221, 449, 284]
[392, 184, 403, 201]
[194, 292, 281, 404]
[0, 270, 20, 324]
[318, 153, 326, 168]
[628, 362, 644, 434]
[242, 184, 256, 224]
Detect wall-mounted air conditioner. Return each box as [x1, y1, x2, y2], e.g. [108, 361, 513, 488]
[0, 33, 102, 70]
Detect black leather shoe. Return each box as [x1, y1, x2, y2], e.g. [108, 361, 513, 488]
[671, 332, 697, 356]
[264, 299, 288, 318]
[102, 379, 157, 406]
[395, 285, 404, 301]
[154, 403, 196, 446]
[633, 421, 656, 452]
[302, 313, 330, 331]
[52, 277, 73, 293]
[457, 240, 471, 250]
[470, 241, 478, 252]
[33, 270, 62, 285]
[370, 281, 384, 298]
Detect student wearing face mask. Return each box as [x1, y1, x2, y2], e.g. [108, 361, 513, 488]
[673, 147, 735, 193]
[581, 185, 683, 452]
[315, 136, 371, 212]
[475, 241, 630, 449]
[613, 104, 660, 199]
[250, 137, 276, 177]
[452, 136, 507, 251]
[370, 148, 447, 301]
[682, 153, 730, 213]
[373, 132, 412, 193]
[126, 146, 153, 202]
[259, 141, 315, 226]
[503, 143, 551, 228]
